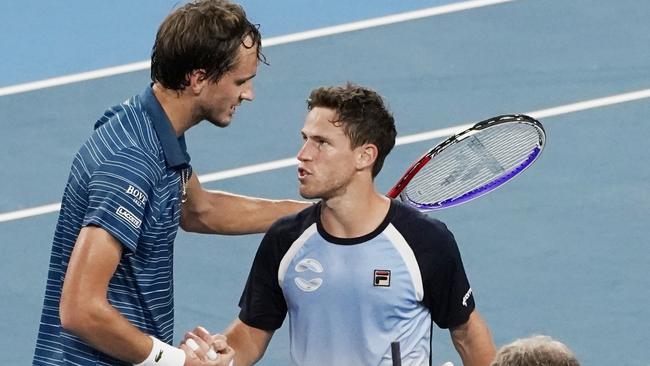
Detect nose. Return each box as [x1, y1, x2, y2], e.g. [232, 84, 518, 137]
[297, 141, 312, 162]
[240, 85, 255, 101]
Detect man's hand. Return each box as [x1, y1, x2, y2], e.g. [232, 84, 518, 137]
[181, 326, 235, 366]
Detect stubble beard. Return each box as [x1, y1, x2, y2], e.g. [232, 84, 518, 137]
[299, 178, 348, 201]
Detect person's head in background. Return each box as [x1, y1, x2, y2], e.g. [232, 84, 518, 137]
[490, 335, 580, 366]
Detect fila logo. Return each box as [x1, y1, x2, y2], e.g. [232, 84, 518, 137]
[126, 185, 147, 207]
[462, 287, 473, 307]
[374, 270, 391, 287]
[294, 258, 324, 292]
[116, 206, 142, 229]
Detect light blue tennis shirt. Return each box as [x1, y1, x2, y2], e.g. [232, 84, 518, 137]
[33, 85, 190, 365]
[239, 201, 475, 366]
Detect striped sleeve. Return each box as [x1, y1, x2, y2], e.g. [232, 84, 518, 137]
[83, 145, 159, 252]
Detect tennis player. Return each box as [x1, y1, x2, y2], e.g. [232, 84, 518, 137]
[32, 1, 308, 365]
[210, 83, 496, 365]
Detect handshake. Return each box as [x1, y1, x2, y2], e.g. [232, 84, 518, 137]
[179, 326, 235, 366]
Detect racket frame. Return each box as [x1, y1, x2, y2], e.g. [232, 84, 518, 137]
[387, 114, 545, 211]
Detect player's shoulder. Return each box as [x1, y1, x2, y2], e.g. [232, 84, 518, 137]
[95, 94, 147, 128]
[257, 203, 319, 257]
[84, 95, 164, 162]
[76, 126, 165, 188]
[389, 199, 458, 255]
[268, 202, 319, 237]
[391, 199, 451, 235]
[93, 94, 159, 149]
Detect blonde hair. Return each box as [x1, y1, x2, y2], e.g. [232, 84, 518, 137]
[491, 335, 580, 366]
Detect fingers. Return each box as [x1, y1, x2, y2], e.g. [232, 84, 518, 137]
[182, 327, 235, 365]
[209, 334, 228, 353]
[191, 326, 222, 359]
[194, 326, 210, 337]
[180, 341, 199, 361]
[193, 328, 229, 355]
[206, 347, 219, 361]
[182, 342, 234, 366]
[216, 345, 235, 366]
[183, 331, 214, 361]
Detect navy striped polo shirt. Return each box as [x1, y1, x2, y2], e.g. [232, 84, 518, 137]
[33, 85, 191, 365]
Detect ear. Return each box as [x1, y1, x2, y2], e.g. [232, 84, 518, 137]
[356, 143, 378, 172]
[188, 69, 208, 95]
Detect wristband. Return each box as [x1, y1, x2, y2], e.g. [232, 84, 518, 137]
[134, 336, 186, 366]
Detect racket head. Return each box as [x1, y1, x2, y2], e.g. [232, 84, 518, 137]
[393, 114, 545, 211]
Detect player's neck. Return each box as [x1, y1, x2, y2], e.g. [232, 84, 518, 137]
[152, 83, 198, 136]
[320, 186, 390, 239]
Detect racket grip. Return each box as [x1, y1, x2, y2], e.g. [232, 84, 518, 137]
[391, 341, 401, 366]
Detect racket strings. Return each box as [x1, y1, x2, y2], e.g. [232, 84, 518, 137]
[404, 124, 542, 205]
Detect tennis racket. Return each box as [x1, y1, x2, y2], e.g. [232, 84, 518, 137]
[387, 114, 545, 211]
[391, 341, 401, 366]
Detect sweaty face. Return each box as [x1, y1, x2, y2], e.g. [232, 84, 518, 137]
[297, 107, 359, 200]
[198, 38, 258, 127]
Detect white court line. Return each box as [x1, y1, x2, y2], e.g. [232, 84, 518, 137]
[0, 0, 514, 97]
[1, 87, 649, 223]
[262, 0, 516, 47]
[0, 62, 151, 97]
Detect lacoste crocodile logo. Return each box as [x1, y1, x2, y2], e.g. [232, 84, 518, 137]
[154, 350, 163, 362]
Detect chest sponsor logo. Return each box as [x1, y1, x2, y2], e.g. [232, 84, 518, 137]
[294, 277, 323, 292]
[125, 185, 147, 207]
[373, 269, 391, 287]
[116, 206, 142, 229]
[295, 258, 323, 273]
[294, 258, 324, 292]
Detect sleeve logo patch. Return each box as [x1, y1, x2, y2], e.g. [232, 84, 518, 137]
[462, 287, 473, 307]
[116, 206, 142, 229]
[125, 185, 147, 207]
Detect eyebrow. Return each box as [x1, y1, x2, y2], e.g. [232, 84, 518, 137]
[301, 130, 330, 142]
[236, 73, 256, 83]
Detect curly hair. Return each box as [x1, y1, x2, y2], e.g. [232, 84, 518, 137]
[491, 335, 580, 366]
[307, 83, 397, 177]
[151, 0, 265, 90]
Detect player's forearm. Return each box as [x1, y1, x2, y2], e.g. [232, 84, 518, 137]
[224, 319, 273, 366]
[453, 335, 496, 366]
[61, 226, 156, 363]
[181, 190, 309, 234]
[450, 311, 496, 366]
[60, 299, 152, 363]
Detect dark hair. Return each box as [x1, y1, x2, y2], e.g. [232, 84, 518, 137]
[151, 0, 265, 90]
[307, 83, 397, 177]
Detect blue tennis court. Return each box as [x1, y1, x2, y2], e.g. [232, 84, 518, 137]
[1, 1, 649, 365]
